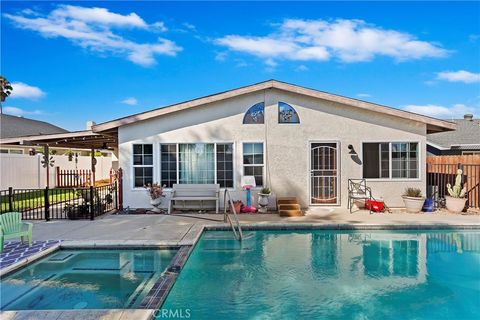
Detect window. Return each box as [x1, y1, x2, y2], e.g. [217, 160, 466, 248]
[160, 143, 234, 188]
[179, 144, 215, 184]
[243, 143, 264, 186]
[363, 142, 419, 179]
[278, 102, 300, 123]
[216, 144, 234, 188]
[243, 102, 264, 124]
[0, 149, 23, 154]
[133, 144, 153, 187]
[161, 144, 177, 188]
[462, 151, 480, 155]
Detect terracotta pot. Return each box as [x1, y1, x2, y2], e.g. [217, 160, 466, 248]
[402, 196, 425, 213]
[445, 196, 467, 213]
[230, 202, 242, 213]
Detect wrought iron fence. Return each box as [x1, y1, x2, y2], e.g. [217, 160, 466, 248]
[0, 182, 119, 220]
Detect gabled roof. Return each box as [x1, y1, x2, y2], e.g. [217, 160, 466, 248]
[427, 117, 480, 149]
[92, 80, 456, 134]
[0, 114, 68, 139]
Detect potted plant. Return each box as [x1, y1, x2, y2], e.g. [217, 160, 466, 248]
[446, 169, 467, 213]
[230, 200, 243, 213]
[145, 183, 165, 213]
[258, 187, 271, 212]
[402, 188, 425, 213]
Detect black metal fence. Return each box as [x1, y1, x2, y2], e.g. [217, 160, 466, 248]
[427, 163, 480, 209]
[0, 182, 119, 220]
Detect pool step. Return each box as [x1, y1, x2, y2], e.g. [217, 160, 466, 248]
[277, 197, 303, 217]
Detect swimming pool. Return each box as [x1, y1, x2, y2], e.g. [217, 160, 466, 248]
[1, 248, 177, 310]
[161, 230, 480, 319]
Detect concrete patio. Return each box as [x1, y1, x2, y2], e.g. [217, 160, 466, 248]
[28, 208, 480, 244]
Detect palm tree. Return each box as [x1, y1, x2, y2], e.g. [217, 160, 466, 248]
[0, 75, 13, 114]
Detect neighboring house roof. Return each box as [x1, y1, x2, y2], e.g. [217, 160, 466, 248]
[427, 115, 480, 149]
[92, 79, 456, 134]
[0, 114, 68, 139]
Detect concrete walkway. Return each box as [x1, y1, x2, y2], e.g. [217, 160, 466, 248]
[29, 209, 480, 243]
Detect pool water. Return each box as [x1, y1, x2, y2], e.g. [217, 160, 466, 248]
[1, 249, 177, 310]
[161, 230, 480, 319]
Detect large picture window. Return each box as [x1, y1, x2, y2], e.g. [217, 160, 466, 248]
[363, 142, 419, 179]
[243, 143, 264, 187]
[160, 143, 234, 188]
[133, 144, 153, 187]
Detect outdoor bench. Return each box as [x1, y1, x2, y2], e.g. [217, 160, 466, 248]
[168, 184, 220, 214]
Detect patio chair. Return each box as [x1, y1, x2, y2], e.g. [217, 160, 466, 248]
[0, 212, 33, 253]
[347, 179, 373, 214]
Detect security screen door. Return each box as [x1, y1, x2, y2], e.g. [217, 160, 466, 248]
[310, 142, 339, 205]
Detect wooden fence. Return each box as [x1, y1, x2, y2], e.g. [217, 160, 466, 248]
[56, 168, 92, 187]
[427, 155, 480, 165]
[426, 156, 480, 208]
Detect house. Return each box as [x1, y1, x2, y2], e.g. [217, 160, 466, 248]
[0, 114, 68, 154]
[427, 114, 480, 156]
[90, 80, 455, 209]
[0, 116, 115, 189]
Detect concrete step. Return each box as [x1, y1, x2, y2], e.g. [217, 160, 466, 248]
[278, 203, 301, 210]
[279, 209, 303, 217]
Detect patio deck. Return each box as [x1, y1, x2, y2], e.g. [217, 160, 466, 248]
[25, 208, 480, 245]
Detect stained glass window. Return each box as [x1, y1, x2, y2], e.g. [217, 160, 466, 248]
[278, 102, 300, 123]
[243, 102, 264, 124]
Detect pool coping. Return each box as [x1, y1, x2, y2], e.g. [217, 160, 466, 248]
[2, 223, 480, 320]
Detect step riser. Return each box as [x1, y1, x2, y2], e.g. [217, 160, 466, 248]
[277, 200, 298, 205]
[278, 204, 301, 210]
[279, 210, 303, 217]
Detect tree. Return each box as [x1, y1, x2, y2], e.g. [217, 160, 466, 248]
[0, 75, 13, 114]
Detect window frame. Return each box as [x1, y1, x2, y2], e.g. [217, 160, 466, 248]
[132, 143, 154, 189]
[361, 141, 421, 181]
[242, 141, 265, 188]
[159, 142, 236, 190]
[278, 101, 300, 124]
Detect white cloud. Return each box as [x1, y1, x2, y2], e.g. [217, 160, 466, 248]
[356, 93, 371, 98]
[121, 97, 138, 106]
[3, 106, 43, 116]
[216, 19, 447, 65]
[4, 5, 181, 66]
[403, 103, 475, 119]
[295, 65, 309, 72]
[10, 82, 46, 100]
[215, 51, 228, 61]
[436, 70, 480, 84]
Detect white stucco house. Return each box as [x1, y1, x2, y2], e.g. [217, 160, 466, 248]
[91, 80, 455, 210]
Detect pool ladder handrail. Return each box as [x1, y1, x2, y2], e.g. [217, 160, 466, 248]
[223, 189, 243, 241]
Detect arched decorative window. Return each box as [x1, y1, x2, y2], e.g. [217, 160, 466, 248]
[278, 102, 300, 123]
[243, 102, 265, 124]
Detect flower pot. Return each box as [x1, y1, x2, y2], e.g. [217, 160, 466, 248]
[445, 196, 467, 213]
[402, 196, 425, 213]
[230, 201, 242, 213]
[258, 193, 270, 207]
[150, 197, 162, 213]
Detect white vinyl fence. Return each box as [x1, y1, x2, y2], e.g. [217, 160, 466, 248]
[0, 153, 113, 189]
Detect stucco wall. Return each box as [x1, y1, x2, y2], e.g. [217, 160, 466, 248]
[118, 88, 427, 209]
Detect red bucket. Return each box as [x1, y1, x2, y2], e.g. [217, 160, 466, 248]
[365, 199, 384, 212]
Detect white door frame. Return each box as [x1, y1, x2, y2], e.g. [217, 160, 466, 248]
[308, 141, 341, 206]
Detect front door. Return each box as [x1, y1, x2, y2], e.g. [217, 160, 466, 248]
[310, 142, 339, 205]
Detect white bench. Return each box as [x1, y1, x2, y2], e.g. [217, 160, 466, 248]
[168, 184, 220, 214]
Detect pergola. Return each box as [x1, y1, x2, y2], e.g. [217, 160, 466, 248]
[0, 130, 118, 187]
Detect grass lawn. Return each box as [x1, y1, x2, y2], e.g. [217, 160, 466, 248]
[0, 189, 80, 212]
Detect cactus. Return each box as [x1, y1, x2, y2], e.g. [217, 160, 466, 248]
[447, 169, 467, 198]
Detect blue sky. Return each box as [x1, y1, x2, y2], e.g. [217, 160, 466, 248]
[2, 1, 480, 131]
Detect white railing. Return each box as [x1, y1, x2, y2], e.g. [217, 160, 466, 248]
[223, 189, 243, 241]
